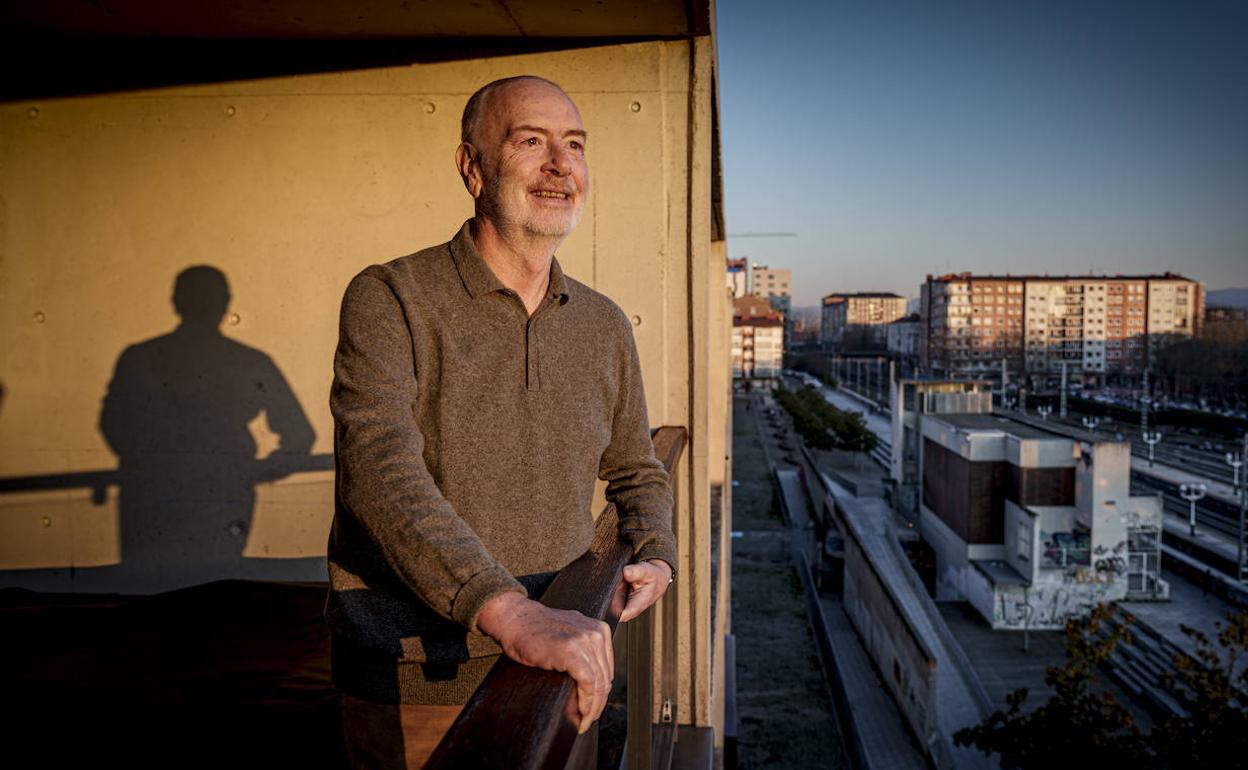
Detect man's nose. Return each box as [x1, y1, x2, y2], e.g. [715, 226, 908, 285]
[543, 144, 573, 176]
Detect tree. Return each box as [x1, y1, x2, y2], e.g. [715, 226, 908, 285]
[1149, 609, 1248, 768]
[954, 603, 1248, 769]
[774, 386, 877, 455]
[1153, 319, 1248, 408]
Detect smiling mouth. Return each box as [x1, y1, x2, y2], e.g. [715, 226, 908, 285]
[531, 190, 571, 199]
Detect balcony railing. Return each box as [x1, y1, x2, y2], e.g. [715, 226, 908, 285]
[426, 426, 688, 770]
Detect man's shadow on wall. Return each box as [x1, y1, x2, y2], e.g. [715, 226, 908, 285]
[94, 265, 326, 591]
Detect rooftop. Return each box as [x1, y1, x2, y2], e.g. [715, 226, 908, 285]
[935, 413, 1067, 441]
[822, 292, 905, 303]
[925, 271, 1197, 283]
[971, 559, 1029, 587]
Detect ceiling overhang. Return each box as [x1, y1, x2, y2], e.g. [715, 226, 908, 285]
[1, 0, 713, 39]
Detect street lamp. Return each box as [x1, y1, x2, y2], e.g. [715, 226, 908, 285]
[1180, 482, 1207, 537]
[1037, 405, 1052, 420]
[1227, 452, 1244, 493]
[1142, 431, 1162, 468]
[1082, 416, 1100, 436]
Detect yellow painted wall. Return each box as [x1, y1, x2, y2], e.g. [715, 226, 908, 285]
[0, 33, 723, 676]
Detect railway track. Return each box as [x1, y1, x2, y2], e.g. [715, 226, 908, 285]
[1131, 474, 1245, 542]
[1032, 414, 1241, 486]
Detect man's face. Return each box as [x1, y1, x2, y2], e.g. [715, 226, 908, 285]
[472, 81, 588, 238]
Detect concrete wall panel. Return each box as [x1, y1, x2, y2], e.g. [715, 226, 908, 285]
[1, 40, 721, 607]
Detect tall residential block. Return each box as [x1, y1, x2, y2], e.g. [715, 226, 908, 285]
[732, 295, 784, 384]
[920, 273, 1204, 382]
[820, 292, 907, 348]
[750, 264, 792, 350]
[750, 264, 791, 306]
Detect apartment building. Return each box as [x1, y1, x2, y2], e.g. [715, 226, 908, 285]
[750, 264, 791, 305]
[821, 292, 907, 348]
[750, 264, 792, 350]
[920, 273, 1204, 384]
[732, 295, 784, 385]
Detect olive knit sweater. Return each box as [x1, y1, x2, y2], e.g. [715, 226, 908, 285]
[325, 221, 677, 703]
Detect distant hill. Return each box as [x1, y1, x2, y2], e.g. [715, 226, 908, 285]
[1207, 288, 1248, 309]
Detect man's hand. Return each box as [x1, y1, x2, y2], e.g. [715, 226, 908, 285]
[476, 591, 614, 734]
[617, 559, 673, 624]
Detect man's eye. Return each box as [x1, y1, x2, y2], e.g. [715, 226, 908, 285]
[524, 137, 539, 146]
[569, 141, 584, 151]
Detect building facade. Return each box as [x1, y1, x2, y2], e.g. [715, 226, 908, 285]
[887, 313, 922, 358]
[750, 264, 791, 305]
[920, 273, 1205, 384]
[750, 264, 792, 350]
[821, 292, 907, 349]
[732, 295, 784, 385]
[917, 414, 1168, 629]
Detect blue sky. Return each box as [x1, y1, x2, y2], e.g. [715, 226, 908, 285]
[717, 0, 1248, 305]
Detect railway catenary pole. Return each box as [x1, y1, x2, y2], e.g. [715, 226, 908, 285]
[1180, 483, 1208, 538]
[1239, 434, 1247, 582]
[1060, 361, 1068, 419]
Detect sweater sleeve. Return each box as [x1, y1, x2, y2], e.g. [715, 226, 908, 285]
[598, 315, 679, 571]
[331, 270, 526, 632]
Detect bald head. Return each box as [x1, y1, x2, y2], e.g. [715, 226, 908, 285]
[461, 75, 574, 150]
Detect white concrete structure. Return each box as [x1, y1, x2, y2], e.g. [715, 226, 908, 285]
[917, 414, 1168, 629]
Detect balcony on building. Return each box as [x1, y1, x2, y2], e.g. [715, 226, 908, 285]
[0, 2, 734, 768]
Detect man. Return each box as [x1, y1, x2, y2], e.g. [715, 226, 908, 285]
[327, 75, 677, 768]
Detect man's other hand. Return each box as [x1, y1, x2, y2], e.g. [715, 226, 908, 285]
[617, 559, 673, 624]
[476, 592, 613, 734]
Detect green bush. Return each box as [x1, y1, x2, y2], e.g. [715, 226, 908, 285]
[775, 386, 878, 455]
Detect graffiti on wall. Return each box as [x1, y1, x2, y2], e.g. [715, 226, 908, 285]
[991, 578, 1121, 629]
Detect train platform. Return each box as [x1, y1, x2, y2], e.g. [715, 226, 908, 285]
[1133, 458, 1241, 505]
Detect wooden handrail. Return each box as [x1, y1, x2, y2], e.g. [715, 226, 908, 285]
[426, 426, 687, 770]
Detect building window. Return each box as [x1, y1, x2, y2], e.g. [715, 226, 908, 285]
[1017, 521, 1032, 562]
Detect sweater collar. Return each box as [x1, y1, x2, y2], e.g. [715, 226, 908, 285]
[450, 219, 571, 305]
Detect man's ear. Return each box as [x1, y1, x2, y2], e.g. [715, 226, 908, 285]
[455, 142, 484, 199]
